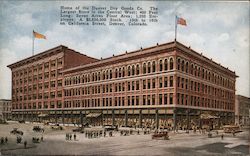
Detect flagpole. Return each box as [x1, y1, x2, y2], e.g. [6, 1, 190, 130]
[175, 15, 177, 41]
[32, 30, 34, 56]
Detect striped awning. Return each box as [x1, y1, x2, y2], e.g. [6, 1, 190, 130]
[86, 113, 101, 118]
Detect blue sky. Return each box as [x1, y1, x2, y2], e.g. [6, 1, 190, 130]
[0, 1, 249, 99]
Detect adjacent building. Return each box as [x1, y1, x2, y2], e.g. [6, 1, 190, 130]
[235, 95, 250, 126]
[7, 45, 98, 122]
[7, 41, 237, 130]
[0, 99, 12, 120]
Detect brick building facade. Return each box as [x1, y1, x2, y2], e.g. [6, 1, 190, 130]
[235, 95, 250, 126]
[7, 45, 98, 121]
[0, 99, 12, 120]
[8, 41, 237, 130]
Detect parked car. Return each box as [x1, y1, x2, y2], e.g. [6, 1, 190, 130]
[51, 125, 63, 130]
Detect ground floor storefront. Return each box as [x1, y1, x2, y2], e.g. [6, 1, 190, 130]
[11, 108, 234, 130]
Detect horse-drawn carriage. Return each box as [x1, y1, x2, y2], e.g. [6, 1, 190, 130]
[33, 126, 45, 132]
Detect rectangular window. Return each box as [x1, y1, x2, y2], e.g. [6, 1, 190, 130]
[169, 93, 173, 104]
[159, 78, 162, 88]
[136, 81, 140, 90]
[159, 94, 162, 105]
[164, 77, 168, 87]
[152, 79, 155, 88]
[143, 80, 146, 89]
[170, 76, 173, 87]
[147, 79, 151, 89]
[164, 94, 168, 105]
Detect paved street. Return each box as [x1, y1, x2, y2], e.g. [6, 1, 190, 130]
[0, 121, 249, 156]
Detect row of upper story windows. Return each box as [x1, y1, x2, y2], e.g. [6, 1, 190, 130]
[64, 57, 175, 86]
[12, 69, 62, 87]
[176, 57, 234, 89]
[177, 76, 234, 99]
[13, 69, 63, 86]
[177, 93, 234, 110]
[12, 101, 62, 110]
[13, 80, 62, 95]
[12, 91, 62, 102]
[12, 58, 63, 78]
[64, 76, 174, 96]
[63, 93, 173, 108]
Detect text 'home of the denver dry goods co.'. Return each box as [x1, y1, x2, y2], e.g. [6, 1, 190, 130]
[60, 6, 158, 26]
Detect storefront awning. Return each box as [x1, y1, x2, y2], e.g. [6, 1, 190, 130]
[38, 114, 48, 117]
[86, 113, 101, 118]
[200, 113, 219, 119]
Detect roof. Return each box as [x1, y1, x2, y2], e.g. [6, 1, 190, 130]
[7, 45, 66, 69]
[62, 40, 237, 77]
[0, 99, 11, 102]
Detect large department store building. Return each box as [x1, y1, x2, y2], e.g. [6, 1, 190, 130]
[8, 41, 237, 130]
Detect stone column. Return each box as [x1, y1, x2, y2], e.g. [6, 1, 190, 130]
[62, 111, 65, 125]
[55, 111, 58, 124]
[155, 109, 159, 129]
[112, 109, 115, 127]
[173, 108, 177, 132]
[186, 109, 190, 133]
[125, 109, 128, 127]
[139, 109, 142, 128]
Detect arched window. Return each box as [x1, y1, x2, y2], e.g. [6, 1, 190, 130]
[92, 73, 94, 81]
[132, 65, 135, 75]
[147, 62, 151, 73]
[106, 70, 109, 79]
[181, 60, 185, 71]
[136, 64, 140, 75]
[143, 63, 146, 74]
[152, 61, 156, 72]
[119, 68, 122, 77]
[202, 68, 204, 79]
[109, 69, 112, 79]
[177, 58, 181, 70]
[115, 69, 118, 78]
[191, 64, 194, 75]
[128, 66, 131, 76]
[122, 67, 125, 77]
[194, 66, 197, 76]
[170, 58, 174, 70]
[164, 59, 168, 70]
[103, 71, 105, 80]
[185, 62, 189, 73]
[98, 72, 100, 80]
[159, 60, 163, 71]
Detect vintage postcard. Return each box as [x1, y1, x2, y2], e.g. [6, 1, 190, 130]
[0, 0, 249, 155]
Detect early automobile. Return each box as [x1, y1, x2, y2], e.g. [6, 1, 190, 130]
[10, 128, 24, 135]
[33, 126, 45, 132]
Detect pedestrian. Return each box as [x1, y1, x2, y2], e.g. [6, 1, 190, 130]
[104, 131, 106, 137]
[69, 134, 72, 140]
[1, 137, 4, 144]
[74, 134, 76, 140]
[24, 140, 27, 148]
[221, 134, 224, 140]
[41, 136, 43, 142]
[233, 131, 236, 137]
[5, 137, 8, 143]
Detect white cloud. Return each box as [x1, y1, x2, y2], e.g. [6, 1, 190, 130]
[14, 13, 39, 27]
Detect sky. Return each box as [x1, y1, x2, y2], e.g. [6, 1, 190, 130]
[0, 1, 249, 99]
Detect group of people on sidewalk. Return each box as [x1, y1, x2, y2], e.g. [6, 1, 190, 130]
[0, 137, 8, 144]
[66, 133, 77, 141]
